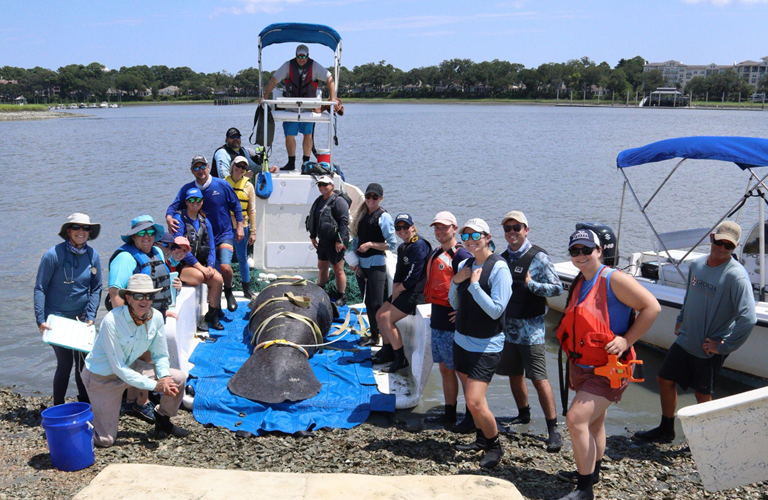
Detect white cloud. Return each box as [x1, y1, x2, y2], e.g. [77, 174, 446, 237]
[681, 0, 768, 5]
[218, 0, 305, 15]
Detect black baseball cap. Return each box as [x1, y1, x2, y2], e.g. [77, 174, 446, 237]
[365, 183, 384, 197]
[226, 127, 241, 138]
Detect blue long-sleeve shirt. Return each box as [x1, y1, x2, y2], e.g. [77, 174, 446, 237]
[34, 242, 102, 325]
[172, 213, 216, 267]
[501, 240, 564, 345]
[394, 237, 432, 290]
[675, 255, 756, 358]
[349, 212, 398, 268]
[213, 146, 258, 179]
[166, 176, 243, 245]
[449, 257, 513, 353]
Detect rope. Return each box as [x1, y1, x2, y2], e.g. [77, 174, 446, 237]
[251, 292, 311, 317]
[254, 339, 309, 358]
[250, 311, 323, 347]
[728, 188, 768, 218]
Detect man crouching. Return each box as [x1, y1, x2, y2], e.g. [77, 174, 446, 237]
[82, 274, 189, 447]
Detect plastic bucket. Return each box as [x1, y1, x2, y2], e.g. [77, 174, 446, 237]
[316, 149, 331, 163]
[41, 402, 95, 471]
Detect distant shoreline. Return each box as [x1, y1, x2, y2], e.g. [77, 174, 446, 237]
[0, 110, 87, 122]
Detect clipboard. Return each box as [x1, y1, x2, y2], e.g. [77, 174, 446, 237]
[42, 314, 97, 353]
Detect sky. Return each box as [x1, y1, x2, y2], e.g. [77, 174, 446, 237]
[1, 0, 767, 75]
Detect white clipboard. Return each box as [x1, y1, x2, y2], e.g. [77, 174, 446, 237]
[42, 314, 97, 353]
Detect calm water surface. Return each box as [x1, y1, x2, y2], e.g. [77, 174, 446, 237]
[3, 103, 767, 437]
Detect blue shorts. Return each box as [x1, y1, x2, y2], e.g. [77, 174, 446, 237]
[283, 121, 314, 136]
[431, 328, 455, 370]
[216, 240, 234, 266]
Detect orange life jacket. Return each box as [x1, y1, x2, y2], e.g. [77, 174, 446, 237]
[556, 267, 635, 367]
[423, 245, 459, 308]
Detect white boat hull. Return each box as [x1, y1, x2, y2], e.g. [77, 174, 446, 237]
[551, 261, 768, 380]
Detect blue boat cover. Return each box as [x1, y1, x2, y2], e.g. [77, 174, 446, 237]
[617, 136, 768, 170]
[188, 302, 394, 435]
[259, 23, 342, 51]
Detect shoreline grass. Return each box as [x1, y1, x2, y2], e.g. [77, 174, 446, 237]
[0, 104, 49, 112]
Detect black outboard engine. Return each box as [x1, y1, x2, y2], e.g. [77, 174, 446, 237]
[576, 222, 618, 267]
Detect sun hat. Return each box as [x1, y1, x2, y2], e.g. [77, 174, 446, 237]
[713, 221, 741, 247]
[395, 213, 414, 227]
[296, 44, 309, 56]
[226, 127, 241, 138]
[185, 187, 203, 200]
[459, 218, 490, 235]
[121, 215, 165, 244]
[502, 211, 528, 227]
[190, 155, 207, 168]
[174, 236, 191, 252]
[365, 183, 384, 197]
[59, 213, 101, 240]
[316, 175, 334, 185]
[568, 229, 601, 249]
[117, 274, 162, 300]
[430, 211, 457, 227]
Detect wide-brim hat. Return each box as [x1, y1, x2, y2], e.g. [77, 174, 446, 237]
[121, 215, 165, 244]
[117, 274, 162, 300]
[59, 213, 101, 240]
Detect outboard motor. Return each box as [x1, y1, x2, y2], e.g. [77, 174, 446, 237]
[576, 222, 618, 267]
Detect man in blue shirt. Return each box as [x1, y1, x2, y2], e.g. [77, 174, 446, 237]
[83, 274, 189, 448]
[166, 155, 244, 312]
[636, 221, 756, 443]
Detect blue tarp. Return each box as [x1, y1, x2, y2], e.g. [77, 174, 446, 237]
[617, 136, 768, 170]
[188, 301, 394, 435]
[259, 23, 342, 52]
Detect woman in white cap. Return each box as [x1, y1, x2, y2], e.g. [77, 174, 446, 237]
[555, 229, 659, 500]
[449, 218, 512, 469]
[34, 213, 103, 405]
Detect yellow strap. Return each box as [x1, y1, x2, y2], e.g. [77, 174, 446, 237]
[263, 277, 309, 290]
[254, 339, 309, 358]
[251, 311, 323, 347]
[251, 293, 311, 317]
[328, 307, 369, 338]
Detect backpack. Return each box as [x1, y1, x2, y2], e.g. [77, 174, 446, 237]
[301, 161, 333, 176]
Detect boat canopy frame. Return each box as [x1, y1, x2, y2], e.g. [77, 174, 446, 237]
[257, 23, 342, 161]
[615, 136, 768, 299]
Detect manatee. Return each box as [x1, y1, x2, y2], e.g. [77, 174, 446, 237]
[228, 278, 337, 404]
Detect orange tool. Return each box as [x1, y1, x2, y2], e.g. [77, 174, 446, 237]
[594, 355, 644, 388]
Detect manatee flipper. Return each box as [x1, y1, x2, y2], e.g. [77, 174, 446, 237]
[228, 347, 322, 404]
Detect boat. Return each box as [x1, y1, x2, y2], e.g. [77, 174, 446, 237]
[549, 136, 768, 380]
[99, 101, 108, 108]
[170, 23, 432, 413]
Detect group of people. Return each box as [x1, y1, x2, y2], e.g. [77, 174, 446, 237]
[306, 181, 757, 500]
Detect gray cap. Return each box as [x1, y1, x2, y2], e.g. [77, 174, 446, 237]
[191, 155, 207, 167]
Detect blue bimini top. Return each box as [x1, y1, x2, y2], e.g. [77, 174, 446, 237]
[617, 136, 768, 170]
[259, 23, 342, 51]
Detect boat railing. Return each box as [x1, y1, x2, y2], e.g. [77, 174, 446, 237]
[652, 227, 711, 286]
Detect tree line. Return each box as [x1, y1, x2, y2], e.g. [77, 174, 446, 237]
[2, 56, 766, 103]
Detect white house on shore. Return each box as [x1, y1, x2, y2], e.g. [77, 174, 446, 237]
[644, 56, 768, 90]
[158, 85, 180, 96]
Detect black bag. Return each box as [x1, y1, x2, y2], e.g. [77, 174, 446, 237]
[250, 105, 274, 147]
[301, 161, 333, 176]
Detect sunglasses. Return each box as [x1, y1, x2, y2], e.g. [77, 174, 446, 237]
[136, 228, 156, 237]
[317, 182, 331, 187]
[131, 293, 155, 301]
[568, 246, 595, 257]
[503, 224, 525, 233]
[187, 197, 203, 203]
[233, 162, 248, 169]
[191, 164, 207, 171]
[161, 243, 181, 250]
[460, 232, 484, 242]
[365, 193, 380, 200]
[713, 239, 736, 251]
[70, 224, 91, 232]
[227, 135, 241, 139]
[395, 224, 411, 231]
[296, 55, 308, 59]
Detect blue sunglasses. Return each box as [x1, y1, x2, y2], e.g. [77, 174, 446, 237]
[460, 232, 484, 242]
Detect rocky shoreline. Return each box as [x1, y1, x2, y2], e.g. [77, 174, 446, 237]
[1, 387, 765, 500]
[0, 111, 84, 122]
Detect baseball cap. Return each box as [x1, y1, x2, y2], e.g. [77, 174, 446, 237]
[713, 221, 741, 247]
[502, 210, 528, 227]
[226, 127, 241, 138]
[296, 44, 309, 56]
[568, 229, 601, 249]
[431, 211, 457, 227]
[316, 175, 334, 184]
[185, 187, 203, 200]
[395, 213, 414, 227]
[459, 218, 490, 235]
[174, 236, 192, 252]
[365, 183, 384, 197]
[190, 154, 207, 167]
[232, 155, 249, 168]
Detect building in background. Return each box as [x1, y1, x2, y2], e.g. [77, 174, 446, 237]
[644, 56, 768, 90]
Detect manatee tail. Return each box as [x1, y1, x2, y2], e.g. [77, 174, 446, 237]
[228, 347, 321, 404]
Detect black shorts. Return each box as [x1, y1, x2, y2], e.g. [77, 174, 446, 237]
[317, 242, 345, 265]
[385, 289, 420, 316]
[658, 342, 728, 394]
[453, 343, 502, 383]
[495, 342, 548, 380]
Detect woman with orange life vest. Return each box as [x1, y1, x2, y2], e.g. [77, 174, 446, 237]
[225, 156, 257, 300]
[555, 229, 660, 500]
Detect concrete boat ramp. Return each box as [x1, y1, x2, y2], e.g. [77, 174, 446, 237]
[73, 464, 524, 500]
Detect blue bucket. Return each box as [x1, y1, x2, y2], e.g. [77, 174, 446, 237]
[41, 402, 95, 471]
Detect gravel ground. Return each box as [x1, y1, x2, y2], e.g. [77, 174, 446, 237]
[1, 387, 766, 500]
[0, 111, 84, 121]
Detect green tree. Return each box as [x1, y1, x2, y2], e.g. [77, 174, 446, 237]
[616, 56, 647, 90]
[758, 74, 768, 94]
[640, 69, 664, 92]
